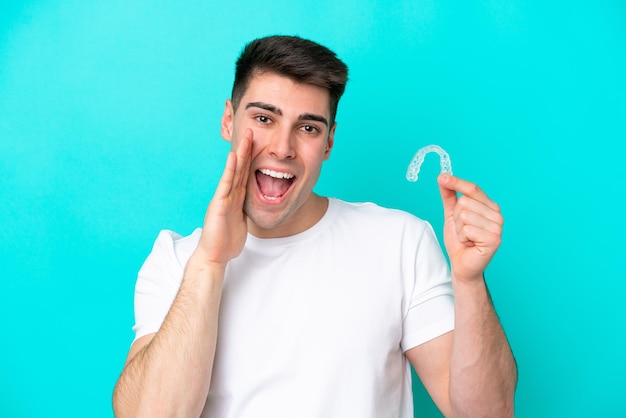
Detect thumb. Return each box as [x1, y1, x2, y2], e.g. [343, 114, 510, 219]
[438, 174, 458, 218]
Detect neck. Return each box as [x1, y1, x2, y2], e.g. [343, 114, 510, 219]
[248, 194, 329, 239]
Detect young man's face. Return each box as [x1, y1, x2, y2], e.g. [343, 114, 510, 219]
[221, 72, 336, 238]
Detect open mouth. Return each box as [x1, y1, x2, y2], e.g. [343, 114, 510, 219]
[255, 168, 295, 201]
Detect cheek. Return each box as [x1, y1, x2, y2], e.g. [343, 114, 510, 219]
[249, 131, 266, 159]
[302, 147, 327, 173]
[231, 125, 264, 157]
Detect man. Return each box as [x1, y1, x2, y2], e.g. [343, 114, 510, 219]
[113, 35, 517, 417]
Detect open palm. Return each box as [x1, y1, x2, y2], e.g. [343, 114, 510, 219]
[198, 130, 253, 266]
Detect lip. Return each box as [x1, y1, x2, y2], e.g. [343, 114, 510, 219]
[253, 166, 297, 206]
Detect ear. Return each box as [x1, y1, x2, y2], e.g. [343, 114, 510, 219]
[323, 122, 336, 160]
[221, 99, 234, 142]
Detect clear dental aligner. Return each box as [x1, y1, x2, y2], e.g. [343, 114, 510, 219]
[406, 144, 453, 182]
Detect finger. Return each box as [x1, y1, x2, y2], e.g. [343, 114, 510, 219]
[438, 174, 458, 219]
[438, 174, 500, 212]
[240, 146, 252, 190]
[233, 129, 253, 189]
[454, 195, 504, 229]
[455, 223, 502, 252]
[453, 202, 503, 237]
[214, 151, 237, 199]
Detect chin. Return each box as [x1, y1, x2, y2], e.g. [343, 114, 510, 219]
[244, 202, 290, 231]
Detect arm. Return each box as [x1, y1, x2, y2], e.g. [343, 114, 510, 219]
[407, 174, 517, 417]
[447, 273, 516, 417]
[112, 131, 253, 418]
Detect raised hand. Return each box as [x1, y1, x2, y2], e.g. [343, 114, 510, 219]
[195, 129, 253, 267]
[437, 174, 504, 282]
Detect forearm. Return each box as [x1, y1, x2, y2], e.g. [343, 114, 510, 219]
[113, 258, 225, 418]
[449, 275, 517, 417]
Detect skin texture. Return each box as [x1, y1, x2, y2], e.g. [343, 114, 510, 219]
[220, 73, 336, 238]
[406, 175, 517, 417]
[112, 72, 517, 417]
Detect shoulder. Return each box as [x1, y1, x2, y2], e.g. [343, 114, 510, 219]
[138, 228, 201, 278]
[331, 198, 430, 233]
[327, 199, 437, 253]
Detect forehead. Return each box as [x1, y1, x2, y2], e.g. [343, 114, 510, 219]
[241, 72, 332, 117]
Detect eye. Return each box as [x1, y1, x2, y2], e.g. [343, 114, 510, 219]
[255, 114, 272, 124]
[300, 124, 320, 134]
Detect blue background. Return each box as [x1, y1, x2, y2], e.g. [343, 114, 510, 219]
[1, 1, 624, 416]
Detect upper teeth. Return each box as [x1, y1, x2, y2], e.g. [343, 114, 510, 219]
[259, 168, 294, 179]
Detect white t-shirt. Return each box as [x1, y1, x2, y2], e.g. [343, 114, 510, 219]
[133, 198, 454, 417]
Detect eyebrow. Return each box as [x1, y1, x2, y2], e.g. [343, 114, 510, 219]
[299, 113, 329, 127]
[246, 101, 281, 115]
[245, 101, 328, 127]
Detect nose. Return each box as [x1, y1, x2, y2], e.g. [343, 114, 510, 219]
[266, 128, 296, 160]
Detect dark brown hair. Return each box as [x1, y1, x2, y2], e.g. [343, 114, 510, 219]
[231, 35, 349, 125]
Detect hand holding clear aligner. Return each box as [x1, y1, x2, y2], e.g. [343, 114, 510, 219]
[406, 144, 452, 182]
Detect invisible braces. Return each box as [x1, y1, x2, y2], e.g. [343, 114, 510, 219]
[406, 144, 453, 182]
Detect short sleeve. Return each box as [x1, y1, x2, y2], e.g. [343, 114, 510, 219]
[131, 230, 187, 342]
[401, 222, 455, 351]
